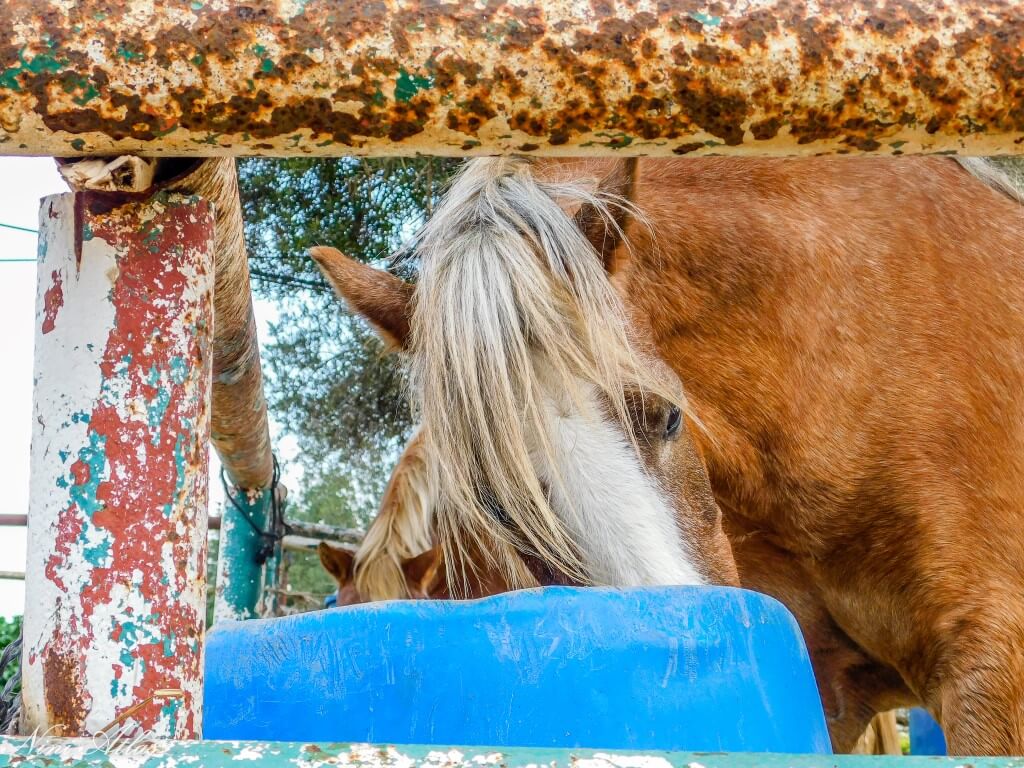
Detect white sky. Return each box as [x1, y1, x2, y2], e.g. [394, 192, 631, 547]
[0, 157, 299, 618]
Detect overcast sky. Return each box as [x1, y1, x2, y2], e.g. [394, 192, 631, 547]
[0, 157, 298, 619]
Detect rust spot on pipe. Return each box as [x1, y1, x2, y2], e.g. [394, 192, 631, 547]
[43, 647, 87, 736]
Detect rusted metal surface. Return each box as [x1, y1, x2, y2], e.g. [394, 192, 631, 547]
[21, 191, 213, 739]
[57, 156, 274, 492]
[167, 159, 273, 491]
[1, 1, 1022, 157]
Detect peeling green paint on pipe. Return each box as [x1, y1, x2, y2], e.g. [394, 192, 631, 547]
[0, 1, 1023, 157]
[0, 737, 1021, 768]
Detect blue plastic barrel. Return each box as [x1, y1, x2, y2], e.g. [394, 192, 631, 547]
[910, 708, 946, 755]
[204, 586, 830, 753]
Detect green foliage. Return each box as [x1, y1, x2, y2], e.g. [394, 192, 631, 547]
[238, 157, 460, 597]
[0, 615, 21, 689]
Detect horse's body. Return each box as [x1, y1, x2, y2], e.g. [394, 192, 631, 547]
[594, 157, 1024, 755]
[314, 156, 1024, 755]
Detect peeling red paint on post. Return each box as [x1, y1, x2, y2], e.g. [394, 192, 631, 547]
[22, 191, 214, 739]
[40, 270, 62, 334]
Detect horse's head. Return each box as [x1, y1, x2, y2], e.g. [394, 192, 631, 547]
[312, 157, 738, 593]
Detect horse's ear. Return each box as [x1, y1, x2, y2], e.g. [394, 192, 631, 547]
[574, 158, 639, 275]
[310, 246, 413, 350]
[318, 542, 355, 585]
[401, 546, 444, 596]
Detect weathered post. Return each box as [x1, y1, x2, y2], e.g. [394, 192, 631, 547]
[21, 190, 214, 738]
[214, 488, 279, 622]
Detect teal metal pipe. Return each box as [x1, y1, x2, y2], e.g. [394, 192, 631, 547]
[0, 737, 1010, 768]
[213, 488, 276, 622]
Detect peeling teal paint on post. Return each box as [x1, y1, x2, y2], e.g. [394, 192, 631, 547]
[161, 697, 181, 735]
[214, 487, 273, 622]
[69, 430, 108, 517]
[162, 429, 190, 519]
[81, 534, 110, 568]
[169, 355, 189, 385]
[146, 362, 172, 439]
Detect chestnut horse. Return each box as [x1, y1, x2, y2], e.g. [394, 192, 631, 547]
[313, 156, 1024, 755]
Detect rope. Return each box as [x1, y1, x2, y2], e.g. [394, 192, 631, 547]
[0, 221, 39, 263]
[220, 455, 288, 566]
[0, 631, 21, 735]
[0, 222, 37, 234]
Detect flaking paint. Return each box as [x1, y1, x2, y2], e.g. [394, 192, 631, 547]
[0, 1, 1022, 157]
[0, 737, 1014, 768]
[22, 191, 214, 739]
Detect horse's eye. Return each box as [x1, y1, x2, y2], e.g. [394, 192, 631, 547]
[664, 405, 682, 440]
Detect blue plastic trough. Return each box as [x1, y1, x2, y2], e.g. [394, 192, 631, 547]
[204, 586, 830, 753]
[910, 708, 947, 755]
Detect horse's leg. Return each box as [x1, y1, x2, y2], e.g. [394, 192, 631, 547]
[726, 519, 915, 752]
[931, 611, 1024, 755]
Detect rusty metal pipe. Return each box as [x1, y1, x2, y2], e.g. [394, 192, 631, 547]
[57, 157, 275, 491]
[166, 159, 274, 491]
[1, 1, 1022, 157]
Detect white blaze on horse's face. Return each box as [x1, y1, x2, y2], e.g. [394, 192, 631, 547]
[530, 373, 704, 587]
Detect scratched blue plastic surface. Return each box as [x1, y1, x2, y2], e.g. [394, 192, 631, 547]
[204, 586, 831, 753]
[910, 708, 947, 755]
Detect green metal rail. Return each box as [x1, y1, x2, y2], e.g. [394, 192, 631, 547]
[0, 737, 1013, 768]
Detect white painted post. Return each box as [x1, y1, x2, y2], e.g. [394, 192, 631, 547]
[21, 191, 214, 738]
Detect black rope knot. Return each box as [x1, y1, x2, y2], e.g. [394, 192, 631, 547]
[220, 455, 288, 566]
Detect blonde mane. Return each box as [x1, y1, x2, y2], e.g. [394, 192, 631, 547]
[401, 157, 684, 592]
[352, 427, 436, 600]
[956, 157, 1024, 204]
